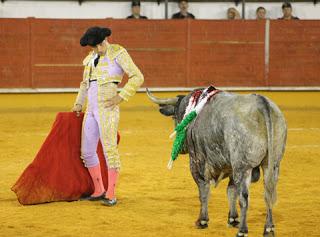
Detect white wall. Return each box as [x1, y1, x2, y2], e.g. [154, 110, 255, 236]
[0, 1, 319, 19]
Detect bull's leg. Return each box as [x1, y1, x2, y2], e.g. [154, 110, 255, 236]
[235, 169, 252, 237]
[195, 179, 211, 229]
[262, 165, 279, 237]
[227, 178, 239, 228]
[263, 208, 275, 237]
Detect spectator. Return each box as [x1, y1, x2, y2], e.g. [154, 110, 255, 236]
[256, 6, 266, 20]
[227, 7, 240, 20]
[127, 0, 148, 19]
[172, 0, 195, 19]
[279, 2, 299, 20]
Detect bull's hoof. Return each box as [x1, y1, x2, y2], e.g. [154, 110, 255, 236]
[236, 231, 248, 237]
[263, 226, 275, 237]
[195, 219, 208, 229]
[228, 216, 240, 228]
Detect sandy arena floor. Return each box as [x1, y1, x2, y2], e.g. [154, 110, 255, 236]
[0, 91, 319, 237]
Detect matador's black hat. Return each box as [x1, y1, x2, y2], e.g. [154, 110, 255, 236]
[80, 26, 112, 47]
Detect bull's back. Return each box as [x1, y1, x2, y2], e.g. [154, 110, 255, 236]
[187, 92, 285, 169]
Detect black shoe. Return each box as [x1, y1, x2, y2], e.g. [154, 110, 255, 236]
[101, 197, 117, 206]
[80, 192, 106, 201]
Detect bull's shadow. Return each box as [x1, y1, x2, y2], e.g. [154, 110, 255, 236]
[147, 88, 287, 237]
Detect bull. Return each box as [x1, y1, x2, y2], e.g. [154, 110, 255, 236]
[147, 88, 287, 237]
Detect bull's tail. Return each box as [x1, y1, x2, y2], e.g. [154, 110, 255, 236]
[258, 95, 277, 208]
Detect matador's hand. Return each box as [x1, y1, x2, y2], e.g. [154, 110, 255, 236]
[105, 94, 123, 108]
[72, 104, 82, 117]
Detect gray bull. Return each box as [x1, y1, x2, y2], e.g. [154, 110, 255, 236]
[147, 89, 287, 237]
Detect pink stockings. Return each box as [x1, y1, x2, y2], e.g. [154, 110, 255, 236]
[106, 168, 119, 200]
[88, 164, 105, 197]
[88, 165, 119, 199]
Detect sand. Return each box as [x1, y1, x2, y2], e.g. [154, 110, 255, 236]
[0, 91, 319, 237]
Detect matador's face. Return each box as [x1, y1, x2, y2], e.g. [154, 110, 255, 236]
[92, 39, 108, 56]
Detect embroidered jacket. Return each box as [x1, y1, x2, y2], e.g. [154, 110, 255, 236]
[75, 44, 144, 105]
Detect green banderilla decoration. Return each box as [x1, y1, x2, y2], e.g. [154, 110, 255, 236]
[168, 111, 197, 169]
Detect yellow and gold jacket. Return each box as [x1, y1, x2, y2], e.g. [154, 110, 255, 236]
[75, 44, 144, 105]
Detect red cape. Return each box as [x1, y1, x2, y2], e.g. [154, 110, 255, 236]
[11, 112, 120, 205]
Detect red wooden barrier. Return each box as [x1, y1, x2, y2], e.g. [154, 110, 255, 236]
[0, 19, 32, 88]
[0, 18, 319, 89]
[269, 20, 320, 86]
[189, 20, 266, 87]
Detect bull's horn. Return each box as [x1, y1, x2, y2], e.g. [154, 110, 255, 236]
[146, 88, 179, 105]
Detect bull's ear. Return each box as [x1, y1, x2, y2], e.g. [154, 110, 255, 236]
[159, 105, 175, 116]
